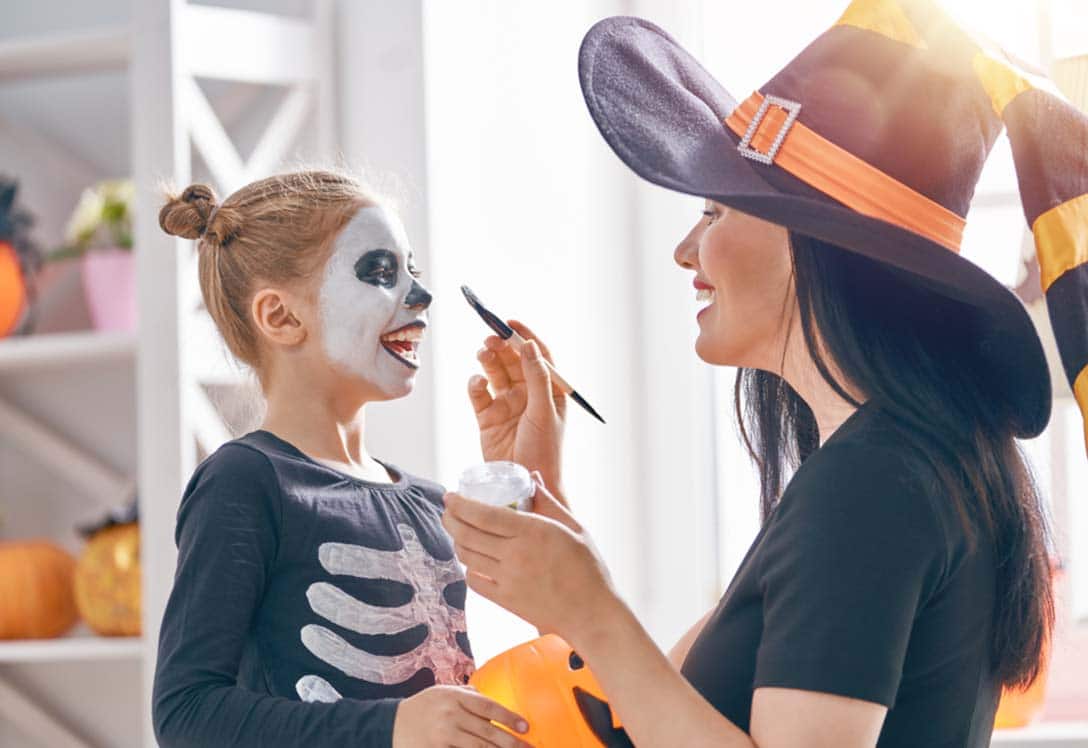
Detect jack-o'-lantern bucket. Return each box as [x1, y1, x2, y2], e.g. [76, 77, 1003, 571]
[470, 635, 630, 747]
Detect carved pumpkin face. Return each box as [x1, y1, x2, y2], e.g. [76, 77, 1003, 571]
[469, 635, 631, 747]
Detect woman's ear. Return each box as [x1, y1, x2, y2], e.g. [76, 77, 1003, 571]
[251, 287, 307, 348]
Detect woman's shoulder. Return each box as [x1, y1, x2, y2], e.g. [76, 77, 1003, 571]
[794, 400, 942, 497]
[778, 403, 954, 555]
[786, 438, 938, 519]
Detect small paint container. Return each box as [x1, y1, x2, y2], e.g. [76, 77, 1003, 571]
[457, 461, 534, 511]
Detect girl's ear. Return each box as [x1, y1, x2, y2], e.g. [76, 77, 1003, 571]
[251, 287, 307, 348]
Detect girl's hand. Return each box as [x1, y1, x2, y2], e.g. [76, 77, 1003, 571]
[442, 477, 618, 645]
[468, 321, 566, 494]
[392, 685, 531, 748]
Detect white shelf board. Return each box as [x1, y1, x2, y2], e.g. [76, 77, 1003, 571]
[0, 26, 130, 81]
[992, 722, 1088, 747]
[0, 331, 135, 373]
[0, 635, 142, 664]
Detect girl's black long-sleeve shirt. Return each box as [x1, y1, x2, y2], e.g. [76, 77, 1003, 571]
[153, 431, 475, 747]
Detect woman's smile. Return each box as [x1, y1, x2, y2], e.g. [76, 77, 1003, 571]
[694, 277, 716, 320]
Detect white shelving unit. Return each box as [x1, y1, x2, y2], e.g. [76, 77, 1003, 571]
[0, 636, 143, 665]
[992, 722, 1088, 748]
[0, 1, 336, 745]
[0, 331, 135, 372]
[0, 26, 130, 82]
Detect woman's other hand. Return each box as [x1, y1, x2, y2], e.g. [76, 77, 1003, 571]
[442, 477, 618, 646]
[468, 321, 566, 494]
[392, 685, 531, 748]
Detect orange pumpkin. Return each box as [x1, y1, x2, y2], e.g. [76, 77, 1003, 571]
[470, 635, 630, 747]
[994, 597, 1056, 728]
[0, 540, 79, 639]
[993, 564, 1062, 728]
[994, 655, 1050, 729]
[0, 241, 27, 338]
[74, 522, 141, 636]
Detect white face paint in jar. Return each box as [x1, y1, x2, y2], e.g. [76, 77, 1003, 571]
[457, 461, 534, 511]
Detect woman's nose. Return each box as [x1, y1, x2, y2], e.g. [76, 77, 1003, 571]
[405, 279, 433, 310]
[674, 232, 699, 270]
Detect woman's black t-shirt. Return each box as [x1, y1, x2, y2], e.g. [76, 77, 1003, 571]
[681, 400, 999, 748]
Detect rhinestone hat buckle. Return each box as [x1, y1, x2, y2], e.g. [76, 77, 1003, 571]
[737, 95, 802, 165]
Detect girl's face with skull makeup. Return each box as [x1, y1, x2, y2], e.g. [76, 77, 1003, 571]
[317, 204, 433, 400]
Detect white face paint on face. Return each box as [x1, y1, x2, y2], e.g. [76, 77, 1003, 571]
[318, 204, 432, 398]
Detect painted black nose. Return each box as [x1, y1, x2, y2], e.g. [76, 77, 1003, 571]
[405, 279, 432, 309]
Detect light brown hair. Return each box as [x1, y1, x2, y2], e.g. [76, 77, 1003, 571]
[159, 171, 376, 368]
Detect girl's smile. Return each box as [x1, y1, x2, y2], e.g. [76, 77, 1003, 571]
[379, 320, 426, 369]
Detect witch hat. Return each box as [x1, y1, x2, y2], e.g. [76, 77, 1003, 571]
[579, 0, 1088, 455]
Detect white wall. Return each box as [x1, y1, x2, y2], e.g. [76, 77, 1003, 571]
[334, 0, 742, 656]
[420, 0, 649, 659]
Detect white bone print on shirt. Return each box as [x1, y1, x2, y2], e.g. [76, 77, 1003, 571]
[295, 523, 474, 702]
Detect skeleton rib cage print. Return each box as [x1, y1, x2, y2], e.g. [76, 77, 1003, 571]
[296, 522, 476, 702]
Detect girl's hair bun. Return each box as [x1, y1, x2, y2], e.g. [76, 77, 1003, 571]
[155, 169, 373, 367]
[159, 184, 218, 240]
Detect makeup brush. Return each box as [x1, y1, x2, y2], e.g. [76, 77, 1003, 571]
[461, 285, 605, 424]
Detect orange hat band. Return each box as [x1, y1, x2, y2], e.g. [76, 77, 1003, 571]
[725, 92, 967, 253]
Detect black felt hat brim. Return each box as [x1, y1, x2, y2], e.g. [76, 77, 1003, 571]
[579, 16, 1050, 437]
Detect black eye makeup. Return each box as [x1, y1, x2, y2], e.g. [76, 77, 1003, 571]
[354, 249, 399, 289]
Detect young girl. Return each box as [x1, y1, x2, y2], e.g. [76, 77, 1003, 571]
[151, 171, 530, 748]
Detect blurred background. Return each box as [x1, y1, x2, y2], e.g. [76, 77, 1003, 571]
[0, 1, 1084, 746]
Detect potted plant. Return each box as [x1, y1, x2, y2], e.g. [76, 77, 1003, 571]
[0, 177, 43, 338]
[53, 179, 136, 332]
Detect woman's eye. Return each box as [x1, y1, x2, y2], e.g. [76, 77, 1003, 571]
[702, 210, 717, 224]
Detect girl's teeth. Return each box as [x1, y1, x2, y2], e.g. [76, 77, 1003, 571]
[382, 327, 423, 343]
[383, 339, 419, 366]
[696, 288, 715, 302]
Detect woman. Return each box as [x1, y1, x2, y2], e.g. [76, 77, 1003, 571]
[443, 3, 1088, 747]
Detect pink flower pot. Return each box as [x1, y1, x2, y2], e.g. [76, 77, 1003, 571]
[82, 248, 136, 332]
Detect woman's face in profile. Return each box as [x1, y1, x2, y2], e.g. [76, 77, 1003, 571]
[674, 201, 796, 371]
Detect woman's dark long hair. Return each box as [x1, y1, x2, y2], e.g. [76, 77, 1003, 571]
[735, 232, 1053, 690]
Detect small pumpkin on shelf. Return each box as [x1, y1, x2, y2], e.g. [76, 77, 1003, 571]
[0, 177, 43, 338]
[74, 501, 141, 636]
[0, 539, 79, 639]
